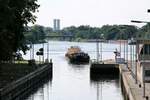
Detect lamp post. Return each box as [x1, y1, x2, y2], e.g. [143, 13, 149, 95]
[96, 37, 100, 63]
[119, 26, 127, 63]
[100, 34, 104, 62]
[131, 20, 150, 98]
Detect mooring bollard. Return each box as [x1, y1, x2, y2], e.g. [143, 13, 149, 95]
[146, 96, 149, 100]
[45, 59, 49, 63]
[50, 59, 52, 63]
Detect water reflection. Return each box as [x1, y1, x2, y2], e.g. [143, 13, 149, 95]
[90, 73, 119, 82]
[11, 74, 52, 100]
[69, 64, 88, 72]
[27, 82, 52, 100]
[90, 73, 122, 100]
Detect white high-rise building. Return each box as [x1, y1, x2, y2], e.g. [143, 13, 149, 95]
[53, 19, 60, 31]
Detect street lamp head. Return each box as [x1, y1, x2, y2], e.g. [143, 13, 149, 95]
[131, 20, 150, 24]
[131, 20, 143, 23]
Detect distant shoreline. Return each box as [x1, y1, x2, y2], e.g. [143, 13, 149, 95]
[27, 39, 128, 44]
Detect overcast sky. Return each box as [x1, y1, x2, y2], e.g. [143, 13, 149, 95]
[34, 0, 150, 28]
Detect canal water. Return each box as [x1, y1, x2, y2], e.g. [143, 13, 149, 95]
[23, 41, 124, 100]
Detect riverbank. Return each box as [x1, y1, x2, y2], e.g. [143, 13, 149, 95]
[0, 63, 52, 100]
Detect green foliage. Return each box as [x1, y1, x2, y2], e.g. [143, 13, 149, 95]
[60, 25, 138, 40]
[25, 23, 150, 44]
[26, 25, 61, 41]
[25, 25, 46, 44]
[137, 23, 150, 39]
[25, 24, 142, 42]
[0, 0, 39, 61]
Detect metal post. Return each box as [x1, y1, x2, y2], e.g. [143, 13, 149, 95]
[143, 65, 146, 97]
[143, 43, 146, 97]
[97, 82, 99, 100]
[32, 44, 34, 60]
[39, 56, 40, 64]
[135, 42, 138, 84]
[42, 86, 44, 100]
[143, 81, 146, 98]
[126, 40, 128, 64]
[124, 40, 126, 61]
[43, 43, 44, 63]
[31, 95, 34, 100]
[130, 44, 132, 72]
[29, 42, 32, 60]
[47, 42, 49, 60]
[96, 39, 100, 62]
[148, 44, 150, 55]
[100, 41, 102, 62]
[101, 81, 103, 100]
[133, 44, 135, 76]
[47, 83, 50, 100]
[120, 30, 122, 59]
[120, 39, 122, 59]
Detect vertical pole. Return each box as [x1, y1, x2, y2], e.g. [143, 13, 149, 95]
[47, 42, 49, 60]
[126, 40, 128, 65]
[130, 44, 132, 72]
[39, 56, 40, 64]
[30, 43, 32, 60]
[143, 79, 146, 98]
[148, 45, 150, 55]
[31, 95, 34, 100]
[101, 81, 103, 100]
[43, 43, 44, 63]
[47, 83, 50, 100]
[42, 87, 44, 100]
[133, 44, 135, 75]
[120, 31, 122, 59]
[97, 82, 99, 100]
[96, 39, 99, 62]
[120, 39, 122, 59]
[143, 43, 146, 97]
[124, 40, 126, 61]
[135, 42, 138, 84]
[143, 64, 146, 97]
[100, 41, 102, 62]
[32, 44, 34, 60]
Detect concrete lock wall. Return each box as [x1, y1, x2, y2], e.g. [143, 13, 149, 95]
[0, 63, 52, 100]
[120, 73, 135, 100]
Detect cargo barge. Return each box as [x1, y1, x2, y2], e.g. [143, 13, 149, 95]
[65, 46, 90, 64]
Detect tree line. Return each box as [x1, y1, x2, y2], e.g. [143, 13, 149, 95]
[24, 23, 150, 42]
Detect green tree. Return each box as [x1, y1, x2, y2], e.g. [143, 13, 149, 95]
[100, 25, 138, 40]
[118, 25, 138, 39]
[137, 23, 150, 39]
[25, 25, 46, 43]
[0, 0, 39, 61]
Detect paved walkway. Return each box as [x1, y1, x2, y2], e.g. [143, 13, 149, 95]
[120, 64, 149, 100]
